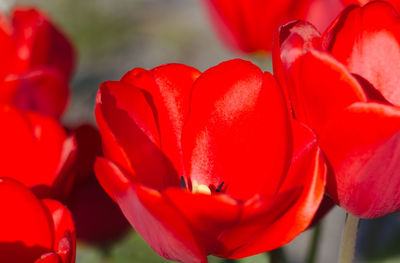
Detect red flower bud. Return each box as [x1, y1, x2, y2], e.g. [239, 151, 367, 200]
[274, 1, 400, 218]
[0, 7, 76, 118]
[202, 0, 345, 53]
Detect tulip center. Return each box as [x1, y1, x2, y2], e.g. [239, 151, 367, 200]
[180, 176, 224, 195]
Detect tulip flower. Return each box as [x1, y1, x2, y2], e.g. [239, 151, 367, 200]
[94, 59, 326, 262]
[202, 0, 344, 53]
[0, 6, 75, 118]
[274, 1, 400, 218]
[66, 124, 129, 243]
[342, 0, 400, 11]
[0, 104, 76, 198]
[0, 177, 75, 263]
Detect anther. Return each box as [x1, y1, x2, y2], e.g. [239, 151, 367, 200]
[180, 176, 187, 189]
[216, 182, 224, 192]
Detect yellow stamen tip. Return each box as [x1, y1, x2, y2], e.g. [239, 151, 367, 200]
[191, 180, 211, 195]
[196, 184, 212, 195]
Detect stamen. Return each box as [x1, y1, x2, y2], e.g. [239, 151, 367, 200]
[180, 176, 187, 189]
[192, 180, 211, 195]
[216, 181, 224, 192]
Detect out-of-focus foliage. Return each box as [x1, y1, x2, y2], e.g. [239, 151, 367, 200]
[359, 214, 400, 263]
[77, 231, 271, 263]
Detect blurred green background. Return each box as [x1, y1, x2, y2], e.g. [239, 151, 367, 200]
[13, 0, 243, 124]
[6, 0, 400, 262]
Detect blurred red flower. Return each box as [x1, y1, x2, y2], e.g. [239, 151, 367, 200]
[94, 59, 326, 262]
[0, 104, 76, 198]
[65, 124, 129, 244]
[342, 0, 400, 10]
[203, 0, 344, 53]
[274, 1, 400, 218]
[0, 177, 76, 263]
[0, 6, 75, 118]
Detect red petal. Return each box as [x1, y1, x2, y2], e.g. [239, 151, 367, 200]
[95, 157, 132, 202]
[95, 98, 133, 178]
[265, 120, 326, 238]
[203, 0, 312, 52]
[341, 0, 400, 15]
[319, 102, 400, 218]
[0, 105, 67, 191]
[292, 50, 367, 133]
[272, 26, 290, 113]
[275, 21, 367, 131]
[163, 188, 241, 254]
[0, 14, 15, 80]
[1, 67, 69, 118]
[273, 20, 322, 116]
[26, 112, 68, 192]
[95, 158, 206, 263]
[323, 1, 400, 106]
[96, 81, 178, 190]
[68, 124, 102, 181]
[220, 120, 326, 258]
[304, 0, 345, 32]
[0, 178, 53, 262]
[217, 188, 302, 258]
[0, 105, 36, 184]
[41, 199, 75, 263]
[183, 59, 292, 200]
[278, 20, 322, 64]
[51, 135, 77, 200]
[12, 7, 76, 79]
[35, 253, 62, 263]
[121, 64, 201, 176]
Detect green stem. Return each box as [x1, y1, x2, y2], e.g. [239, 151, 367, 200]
[306, 223, 322, 263]
[338, 213, 360, 263]
[269, 247, 288, 263]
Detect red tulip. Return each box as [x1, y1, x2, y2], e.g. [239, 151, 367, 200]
[0, 104, 76, 198]
[65, 124, 129, 243]
[0, 177, 75, 263]
[342, 0, 400, 11]
[94, 59, 326, 262]
[274, 1, 400, 218]
[0, 6, 76, 118]
[203, 0, 344, 53]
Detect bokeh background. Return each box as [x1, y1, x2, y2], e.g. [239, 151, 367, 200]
[4, 0, 400, 262]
